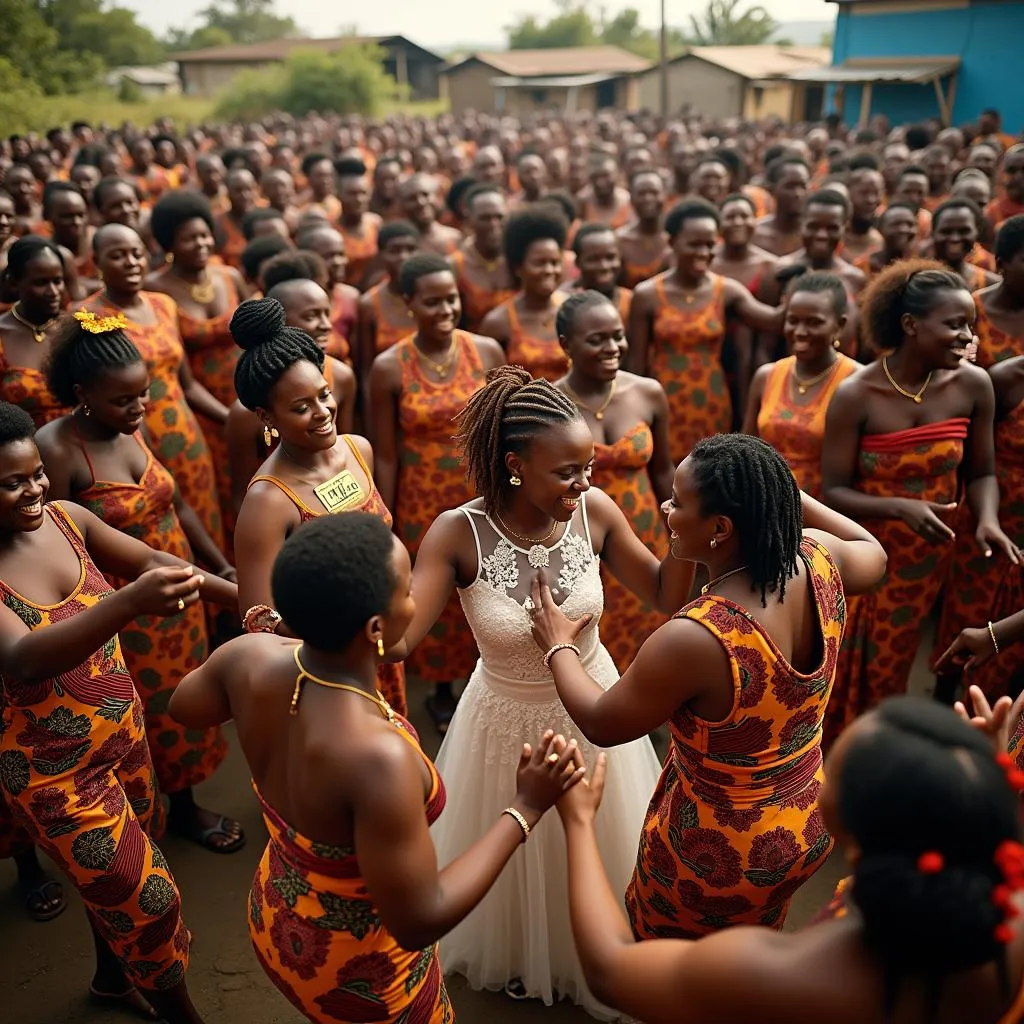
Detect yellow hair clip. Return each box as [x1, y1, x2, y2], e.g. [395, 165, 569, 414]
[74, 310, 128, 335]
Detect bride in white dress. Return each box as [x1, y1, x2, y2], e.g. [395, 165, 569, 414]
[398, 366, 693, 1019]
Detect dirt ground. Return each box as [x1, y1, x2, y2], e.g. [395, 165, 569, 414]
[1, 643, 935, 1023]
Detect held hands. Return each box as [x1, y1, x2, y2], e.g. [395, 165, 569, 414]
[975, 522, 1022, 565]
[898, 499, 957, 544]
[528, 570, 593, 653]
[953, 685, 1024, 756]
[130, 565, 204, 617]
[556, 747, 608, 829]
[515, 731, 588, 821]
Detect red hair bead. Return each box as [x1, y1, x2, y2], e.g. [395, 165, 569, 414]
[917, 851, 945, 874]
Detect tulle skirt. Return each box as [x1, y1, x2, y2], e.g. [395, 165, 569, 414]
[432, 646, 662, 1021]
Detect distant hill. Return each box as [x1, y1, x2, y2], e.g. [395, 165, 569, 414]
[773, 19, 835, 46]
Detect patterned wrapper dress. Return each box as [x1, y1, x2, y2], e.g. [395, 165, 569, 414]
[501, 295, 568, 383]
[451, 249, 515, 334]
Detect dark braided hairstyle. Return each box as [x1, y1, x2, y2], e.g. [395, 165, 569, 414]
[860, 258, 967, 353]
[231, 296, 324, 411]
[556, 289, 615, 340]
[260, 250, 328, 293]
[45, 312, 143, 406]
[454, 365, 581, 513]
[839, 697, 1021, 1013]
[688, 434, 802, 607]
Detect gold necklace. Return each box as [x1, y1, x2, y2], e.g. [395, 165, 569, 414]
[494, 508, 561, 569]
[470, 243, 502, 273]
[412, 334, 458, 378]
[290, 645, 399, 724]
[10, 303, 55, 344]
[882, 355, 932, 404]
[494, 509, 559, 547]
[792, 358, 839, 396]
[181, 268, 215, 304]
[701, 565, 750, 595]
[563, 377, 617, 420]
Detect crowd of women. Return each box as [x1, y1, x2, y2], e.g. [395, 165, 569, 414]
[1, 104, 1024, 1024]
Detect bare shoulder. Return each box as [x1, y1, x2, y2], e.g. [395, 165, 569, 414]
[329, 356, 356, 386]
[621, 369, 666, 402]
[467, 332, 505, 367]
[346, 433, 374, 465]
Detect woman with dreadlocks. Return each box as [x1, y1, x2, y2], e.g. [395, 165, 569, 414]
[392, 364, 686, 1018]
[529, 433, 886, 940]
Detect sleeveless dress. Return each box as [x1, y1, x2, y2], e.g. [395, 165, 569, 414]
[340, 219, 379, 289]
[626, 538, 844, 939]
[248, 436, 407, 716]
[451, 249, 515, 333]
[0, 334, 69, 427]
[650, 274, 730, 463]
[214, 213, 246, 271]
[249, 710, 452, 1024]
[75, 431, 227, 795]
[756, 355, 860, 498]
[328, 285, 356, 364]
[367, 283, 414, 355]
[502, 295, 568, 383]
[825, 418, 969, 747]
[433, 495, 662, 1020]
[0, 503, 190, 988]
[82, 291, 225, 553]
[620, 250, 668, 290]
[395, 334, 481, 684]
[591, 422, 667, 673]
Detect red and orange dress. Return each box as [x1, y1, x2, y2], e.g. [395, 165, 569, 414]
[825, 418, 969, 746]
[0, 502, 190, 988]
[248, 714, 450, 1024]
[82, 291, 224, 551]
[394, 334, 482, 684]
[248, 437, 407, 715]
[451, 249, 515, 333]
[755, 355, 860, 498]
[177, 272, 241, 531]
[340, 219, 380, 290]
[649, 274, 730, 463]
[975, 294, 1021, 367]
[935, 398, 1024, 700]
[75, 432, 228, 795]
[0, 336, 69, 427]
[591, 422, 667, 672]
[626, 537, 844, 938]
[329, 285, 357, 365]
[502, 296, 567, 382]
[367, 283, 415, 356]
[214, 213, 246, 271]
[620, 250, 668, 290]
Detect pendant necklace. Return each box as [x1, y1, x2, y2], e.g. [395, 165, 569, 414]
[882, 355, 932, 404]
[494, 509, 559, 568]
[10, 304, 55, 344]
[792, 359, 838, 396]
[291, 645, 399, 724]
[413, 335, 458, 378]
[701, 565, 750, 595]
[563, 378, 617, 420]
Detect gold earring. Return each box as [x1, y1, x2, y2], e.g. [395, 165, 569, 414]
[82, 405, 91, 417]
[165, 252, 174, 265]
[376, 637, 385, 657]
[96, 268, 103, 281]
[832, 338, 841, 350]
[263, 425, 273, 446]
[710, 537, 717, 549]
[509, 474, 521, 487]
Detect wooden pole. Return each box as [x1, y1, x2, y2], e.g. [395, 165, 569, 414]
[859, 80, 873, 127]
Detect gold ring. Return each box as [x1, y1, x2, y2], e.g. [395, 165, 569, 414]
[177, 598, 185, 611]
[547, 753, 560, 764]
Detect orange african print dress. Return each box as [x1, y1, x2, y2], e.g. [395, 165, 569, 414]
[76, 433, 228, 795]
[934, 399, 1024, 700]
[975, 294, 1021, 367]
[341, 219, 380, 290]
[249, 715, 451, 1024]
[177, 270, 241, 531]
[329, 286, 357, 365]
[0, 503, 190, 988]
[649, 274, 729, 463]
[620, 250, 668, 290]
[0, 335, 69, 427]
[83, 291, 224, 552]
[503, 295, 567, 382]
[451, 250, 515, 333]
[214, 214, 246, 271]
[756, 355, 859, 498]
[395, 334, 481, 684]
[591, 422, 667, 672]
[249, 437, 407, 716]
[825, 418, 969, 747]
[625, 537, 844, 939]
[368, 283, 415, 355]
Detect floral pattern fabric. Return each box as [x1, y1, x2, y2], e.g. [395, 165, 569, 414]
[0, 335, 69, 428]
[625, 537, 844, 939]
[502, 296, 567, 383]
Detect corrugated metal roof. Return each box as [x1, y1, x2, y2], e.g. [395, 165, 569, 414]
[787, 58, 960, 83]
[681, 45, 831, 79]
[443, 46, 651, 78]
[174, 35, 442, 64]
[490, 72, 624, 88]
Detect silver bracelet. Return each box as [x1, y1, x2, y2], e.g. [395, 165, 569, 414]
[543, 642, 581, 670]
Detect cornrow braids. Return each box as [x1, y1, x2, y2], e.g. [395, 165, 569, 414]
[689, 434, 802, 607]
[45, 312, 143, 406]
[231, 297, 324, 411]
[556, 289, 615, 340]
[860, 258, 965, 353]
[454, 365, 581, 513]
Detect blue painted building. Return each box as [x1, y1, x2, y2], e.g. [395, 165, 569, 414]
[789, 0, 1024, 131]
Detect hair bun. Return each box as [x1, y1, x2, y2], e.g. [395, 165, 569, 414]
[230, 296, 287, 351]
[486, 364, 532, 388]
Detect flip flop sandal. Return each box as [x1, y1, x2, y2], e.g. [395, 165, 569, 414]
[425, 693, 457, 735]
[171, 814, 247, 854]
[22, 878, 66, 922]
[89, 984, 160, 1021]
[503, 978, 529, 1001]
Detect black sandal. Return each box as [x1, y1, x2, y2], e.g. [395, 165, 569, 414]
[21, 877, 66, 922]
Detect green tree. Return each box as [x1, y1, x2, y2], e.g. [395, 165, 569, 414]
[687, 0, 780, 46]
[197, 0, 298, 45]
[507, 0, 597, 49]
[165, 26, 233, 52]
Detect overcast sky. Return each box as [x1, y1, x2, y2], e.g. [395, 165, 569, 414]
[122, 0, 834, 49]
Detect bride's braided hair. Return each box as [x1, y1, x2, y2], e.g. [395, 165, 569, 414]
[454, 365, 580, 514]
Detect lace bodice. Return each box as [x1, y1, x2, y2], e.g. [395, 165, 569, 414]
[458, 497, 604, 682]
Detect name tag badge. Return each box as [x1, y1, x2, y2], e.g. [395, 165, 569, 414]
[313, 469, 365, 514]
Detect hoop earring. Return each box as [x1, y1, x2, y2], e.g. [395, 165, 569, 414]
[509, 474, 522, 487]
[709, 537, 717, 549]
[376, 637, 385, 657]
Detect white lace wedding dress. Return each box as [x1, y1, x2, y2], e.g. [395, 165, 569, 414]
[432, 495, 662, 1021]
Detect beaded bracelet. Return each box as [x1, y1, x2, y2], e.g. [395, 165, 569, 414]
[989, 620, 1002, 656]
[244, 603, 283, 634]
[502, 807, 531, 841]
[543, 642, 581, 670]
